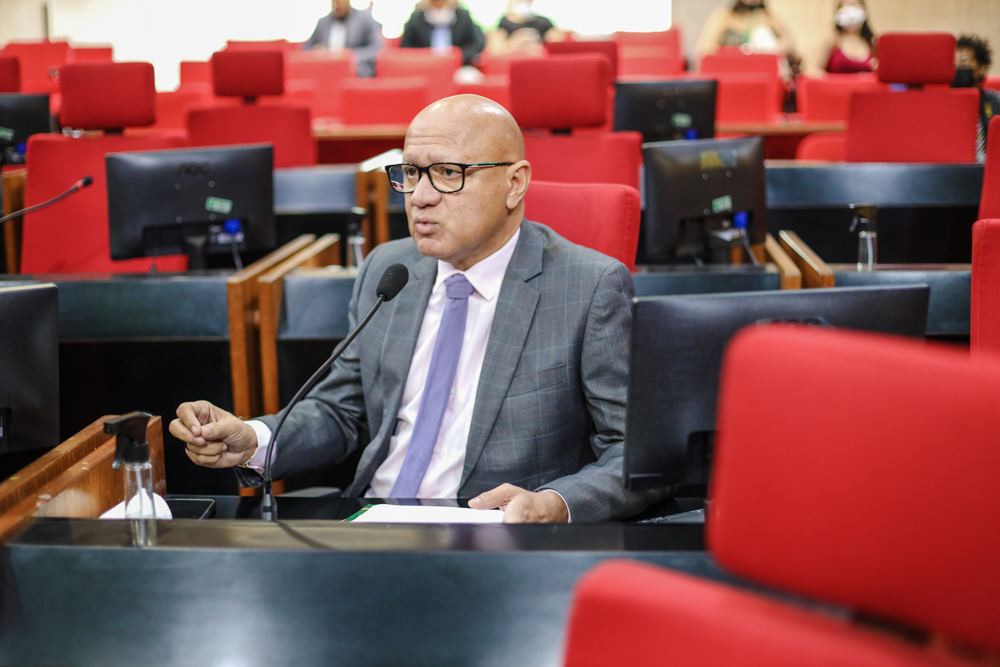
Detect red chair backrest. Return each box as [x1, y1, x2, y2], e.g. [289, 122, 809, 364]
[455, 76, 510, 111]
[187, 105, 315, 167]
[979, 116, 1000, 219]
[376, 48, 461, 103]
[71, 46, 113, 62]
[150, 89, 211, 130]
[972, 219, 1000, 359]
[794, 132, 846, 161]
[797, 73, 883, 122]
[712, 325, 1000, 655]
[338, 77, 429, 125]
[523, 132, 643, 190]
[877, 33, 956, 85]
[615, 28, 683, 48]
[479, 52, 544, 77]
[0, 55, 20, 92]
[60, 62, 156, 130]
[225, 39, 292, 52]
[618, 45, 685, 77]
[20, 60, 188, 274]
[212, 50, 284, 98]
[546, 41, 619, 79]
[700, 52, 780, 77]
[510, 54, 612, 131]
[0, 41, 69, 94]
[713, 72, 783, 123]
[179, 60, 212, 88]
[845, 88, 978, 162]
[524, 181, 641, 271]
[286, 51, 356, 118]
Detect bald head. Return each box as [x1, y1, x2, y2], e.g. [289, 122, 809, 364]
[407, 95, 525, 163]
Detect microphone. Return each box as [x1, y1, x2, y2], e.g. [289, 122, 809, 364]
[260, 263, 409, 520]
[0, 175, 93, 226]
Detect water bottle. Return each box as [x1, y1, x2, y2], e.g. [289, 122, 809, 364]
[105, 412, 158, 545]
[849, 204, 878, 272]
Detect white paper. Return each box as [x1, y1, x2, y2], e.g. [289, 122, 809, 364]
[99, 491, 172, 519]
[350, 504, 503, 524]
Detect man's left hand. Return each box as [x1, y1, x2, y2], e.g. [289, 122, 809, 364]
[469, 484, 569, 523]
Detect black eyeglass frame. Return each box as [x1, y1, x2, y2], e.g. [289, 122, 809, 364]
[385, 162, 515, 194]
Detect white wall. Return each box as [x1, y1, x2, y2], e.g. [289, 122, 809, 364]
[1, 0, 672, 91]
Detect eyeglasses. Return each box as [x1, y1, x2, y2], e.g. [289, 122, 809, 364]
[385, 162, 514, 194]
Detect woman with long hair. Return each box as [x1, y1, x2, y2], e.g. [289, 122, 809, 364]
[696, 0, 799, 69]
[820, 0, 876, 73]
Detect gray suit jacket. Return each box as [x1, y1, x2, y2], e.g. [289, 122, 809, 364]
[253, 221, 668, 522]
[303, 9, 383, 78]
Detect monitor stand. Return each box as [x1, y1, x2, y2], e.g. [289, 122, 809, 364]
[183, 234, 209, 271]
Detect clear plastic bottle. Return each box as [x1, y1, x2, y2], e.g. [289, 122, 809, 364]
[105, 412, 158, 545]
[849, 204, 878, 272]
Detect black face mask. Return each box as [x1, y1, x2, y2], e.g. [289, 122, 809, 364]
[734, 1, 765, 12]
[953, 66, 977, 88]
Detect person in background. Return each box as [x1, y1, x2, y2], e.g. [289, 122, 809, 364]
[400, 0, 486, 67]
[818, 0, 876, 74]
[696, 0, 800, 74]
[954, 35, 1000, 163]
[303, 0, 384, 78]
[486, 0, 566, 58]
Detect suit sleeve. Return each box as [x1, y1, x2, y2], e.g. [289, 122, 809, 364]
[350, 11, 384, 77]
[539, 262, 671, 521]
[238, 246, 380, 485]
[399, 15, 424, 49]
[457, 16, 486, 66]
[303, 18, 326, 50]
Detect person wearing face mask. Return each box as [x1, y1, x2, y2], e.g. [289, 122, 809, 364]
[814, 0, 876, 74]
[400, 0, 486, 67]
[954, 35, 1000, 163]
[696, 0, 800, 73]
[303, 0, 385, 78]
[486, 0, 566, 58]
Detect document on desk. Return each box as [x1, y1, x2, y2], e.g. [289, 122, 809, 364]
[347, 504, 504, 524]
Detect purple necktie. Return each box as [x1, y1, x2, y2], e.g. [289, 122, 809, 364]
[390, 273, 475, 497]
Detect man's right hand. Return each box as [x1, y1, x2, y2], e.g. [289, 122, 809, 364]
[169, 401, 259, 469]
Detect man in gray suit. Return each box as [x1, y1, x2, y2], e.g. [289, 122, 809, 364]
[172, 95, 667, 522]
[303, 0, 383, 77]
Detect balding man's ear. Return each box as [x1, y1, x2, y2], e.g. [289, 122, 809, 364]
[506, 160, 531, 210]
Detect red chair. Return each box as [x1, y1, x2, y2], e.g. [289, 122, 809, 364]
[700, 52, 780, 76]
[0, 56, 19, 92]
[186, 50, 316, 168]
[0, 40, 69, 94]
[546, 41, 619, 78]
[338, 77, 429, 125]
[377, 48, 461, 103]
[286, 51, 356, 119]
[713, 72, 783, 123]
[149, 89, 211, 130]
[479, 52, 543, 77]
[524, 181, 641, 271]
[178, 60, 212, 91]
[71, 45, 113, 62]
[565, 325, 1000, 666]
[455, 76, 510, 110]
[615, 30, 685, 77]
[986, 76, 1000, 93]
[225, 39, 292, 52]
[978, 116, 1000, 219]
[797, 73, 883, 122]
[973, 220, 1000, 358]
[795, 131, 846, 161]
[20, 62, 187, 274]
[510, 54, 642, 190]
[846, 33, 978, 163]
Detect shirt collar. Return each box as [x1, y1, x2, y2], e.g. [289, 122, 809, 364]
[433, 227, 520, 302]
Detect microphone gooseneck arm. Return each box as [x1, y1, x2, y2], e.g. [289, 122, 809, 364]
[260, 293, 388, 521]
[0, 176, 93, 226]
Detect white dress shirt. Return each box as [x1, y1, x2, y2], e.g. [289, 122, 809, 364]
[327, 18, 348, 51]
[248, 229, 519, 499]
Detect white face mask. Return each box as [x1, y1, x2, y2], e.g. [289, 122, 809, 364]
[835, 5, 866, 29]
[514, 1, 534, 17]
[426, 7, 456, 26]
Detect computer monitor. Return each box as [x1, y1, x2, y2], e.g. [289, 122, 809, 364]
[623, 285, 931, 492]
[614, 80, 716, 143]
[643, 136, 767, 264]
[0, 284, 59, 480]
[106, 144, 276, 269]
[0, 93, 52, 166]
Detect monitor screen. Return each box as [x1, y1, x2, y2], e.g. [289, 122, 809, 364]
[643, 136, 767, 264]
[0, 284, 59, 479]
[614, 80, 716, 143]
[623, 285, 930, 492]
[106, 144, 276, 264]
[0, 94, 52, 166]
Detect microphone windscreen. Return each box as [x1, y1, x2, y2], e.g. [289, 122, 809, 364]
[376, 263, 409, 302]
[80, 176, 93, 188]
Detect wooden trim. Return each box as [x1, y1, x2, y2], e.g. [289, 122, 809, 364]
[2, 168, 27, 274]
[779, 230, 835, 288]
[356, 170, 391, 249]
[227, 235, 317, 419]
[764, 233, 803, 290]
[0, 415, 165, 545]
[258, 234, 342, 415]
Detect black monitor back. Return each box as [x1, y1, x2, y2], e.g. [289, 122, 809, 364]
[106, 144, 276, 260]
[624, 285, 930, 491]
[0, 284, 59, 478]
[643, 136, 767, 262]
[614, 80, 716, 143]
[0, 94, 52, 164]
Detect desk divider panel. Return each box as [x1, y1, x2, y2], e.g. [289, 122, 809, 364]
[779, 230, 835, 288]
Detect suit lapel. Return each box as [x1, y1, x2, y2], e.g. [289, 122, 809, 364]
[351, 253, 437, 493]
[461, 222, 544, 487]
